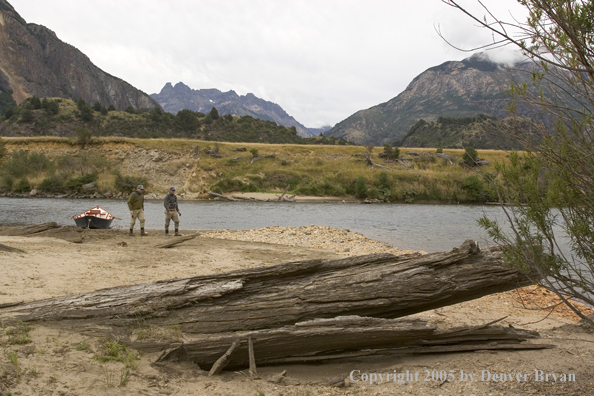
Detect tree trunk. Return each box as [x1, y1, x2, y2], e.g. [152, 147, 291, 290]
[0, 240, 535, 335]
[151, 316, 550, 369]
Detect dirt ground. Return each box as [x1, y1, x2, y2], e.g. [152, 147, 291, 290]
[0, 226, 593, 396]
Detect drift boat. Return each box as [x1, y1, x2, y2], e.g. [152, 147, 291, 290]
[72, 206, 115, 229]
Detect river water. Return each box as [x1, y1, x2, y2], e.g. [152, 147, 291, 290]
[0, 197, 515, 252]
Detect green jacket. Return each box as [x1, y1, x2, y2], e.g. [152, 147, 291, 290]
[127, 191, 144, 211]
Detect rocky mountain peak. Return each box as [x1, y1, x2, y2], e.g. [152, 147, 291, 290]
[151, 83, 314, 137]
[326, 53, 537, 145]
[0, 0, 159, 113]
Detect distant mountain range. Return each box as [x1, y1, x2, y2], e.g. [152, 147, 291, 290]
[0, 0, 158, 115]
[326, 53, 542, 146]
[151, 82, 325, 138]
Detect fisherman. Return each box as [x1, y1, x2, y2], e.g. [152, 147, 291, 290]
[164, 186, 181, 236]
[128, 184, 147, 236]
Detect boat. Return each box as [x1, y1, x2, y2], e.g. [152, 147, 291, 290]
[72, 206, 115, 229]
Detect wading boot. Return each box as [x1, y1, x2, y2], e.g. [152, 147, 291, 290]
[165, 227, 169, 236]
[174, 229, 180, 236]
[140, 228, 148, 236]
[129, 229, 134, 237]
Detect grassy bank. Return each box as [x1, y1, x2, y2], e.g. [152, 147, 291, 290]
[0, 136, 510, 203]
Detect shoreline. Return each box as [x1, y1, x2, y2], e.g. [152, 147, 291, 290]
[1, 225, 593, 395]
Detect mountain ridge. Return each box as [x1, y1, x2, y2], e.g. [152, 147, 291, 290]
[151, 82, 317, 138]
[0, 0, 159, 114]
[326, 53, 537, 145]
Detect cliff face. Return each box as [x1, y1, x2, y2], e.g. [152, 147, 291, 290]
[152, 82, 314, 137]
[0, 0, 158, 110]
[326, 54, 537, 145]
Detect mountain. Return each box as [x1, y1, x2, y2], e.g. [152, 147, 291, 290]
[151, 82, 314, 138]
[0, 0, 158, 115]
[326, 53, 539, 145]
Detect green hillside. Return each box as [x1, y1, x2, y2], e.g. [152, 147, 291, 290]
[0, 97, 352, 146]
[399, 115, 536, 150]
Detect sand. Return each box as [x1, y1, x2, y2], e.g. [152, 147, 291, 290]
[1, 226, 593, 396]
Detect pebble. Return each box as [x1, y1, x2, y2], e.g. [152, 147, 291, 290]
[203, 225, 421, 256]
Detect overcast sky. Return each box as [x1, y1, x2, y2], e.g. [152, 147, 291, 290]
[10, 0, 528, 128]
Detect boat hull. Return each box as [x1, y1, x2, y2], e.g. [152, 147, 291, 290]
[74, 216, 113, 229]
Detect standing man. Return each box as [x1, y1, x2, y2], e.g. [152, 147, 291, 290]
[164, 186, 181, 236]
[128, 184, 147, 236]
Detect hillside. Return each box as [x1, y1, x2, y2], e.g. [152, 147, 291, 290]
[399, 114, 537, 150]
[326, 53, 539, 145]
[0, 136, 511, 204]
[0, 97, 351, 145]
[0, 0, 158, 115]
[152, 82, 316, 138]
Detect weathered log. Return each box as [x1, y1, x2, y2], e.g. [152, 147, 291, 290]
[33, 226, 83, 243]
[21, 222, 60, 235]
[151, 316, 548, 369]
[0, 240, 535, 336]
[0, 243, 22, 253]
[154, 233, 199, 248]
[277, 185, 290, 201]
[207, 191, 236, 201]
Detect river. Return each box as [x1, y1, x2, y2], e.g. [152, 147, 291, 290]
[0, 197, 516, 252]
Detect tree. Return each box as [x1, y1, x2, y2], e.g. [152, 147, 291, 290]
[444, 0, 594, 325]
[209, 106, 220, 120]
[76, 126, 93, 148]
[462, 146, 479, 166]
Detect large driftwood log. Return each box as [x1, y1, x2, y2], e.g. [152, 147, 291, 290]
[207, 191, 236, 201]
[152, 316, 551, 369]
[0, 240, 535, 336]
[154, 233, 200, 248]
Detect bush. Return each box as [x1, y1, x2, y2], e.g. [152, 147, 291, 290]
[66, 173, 98, 192]
[14, 178, 31, 193]
[461, 175, 486, 202]
[4, 150, 33, 178]
[76, 126, 93, 147]
[354, 176, 368, 198]
[114, 171, 148, 193]
[38, 175, 66, 194]
[463, 147, 479, 166]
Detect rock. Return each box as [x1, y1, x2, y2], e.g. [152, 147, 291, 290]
[29, 189, 38, 197]
[81, 183, 97, 192]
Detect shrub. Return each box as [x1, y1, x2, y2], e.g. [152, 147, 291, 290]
[14, 178, 31, 193]
[463, 147, 479, 166]
[66, 173, 98, 192]
[114, 171, 147, 193]
[38, 175, 66, 193]
[76, 126, 93, 147]
[354, 176, 368, 198]
[461, 175, 486, 202]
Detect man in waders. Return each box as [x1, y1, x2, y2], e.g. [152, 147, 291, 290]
[164, 186, 181, 236]
[128, 185, 147, 236]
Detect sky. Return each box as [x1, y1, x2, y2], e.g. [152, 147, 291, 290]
[9, 0, 529, 128]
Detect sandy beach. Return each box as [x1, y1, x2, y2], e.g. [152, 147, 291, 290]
[1, 225, 593, 396]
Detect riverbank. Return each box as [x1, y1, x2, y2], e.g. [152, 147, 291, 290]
[1, 225, 593, 396]
[0, 137, 510, 204]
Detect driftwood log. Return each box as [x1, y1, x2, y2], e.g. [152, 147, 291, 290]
[207, 191, 236, 201]
[0, 223, 83, 243]
[154, 233, 200, 248]
[0, 239, 544, 370]
[154, 316, 551, 369]
[0, 240, 534, 334]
